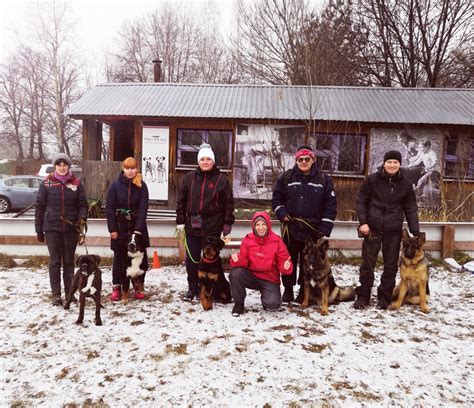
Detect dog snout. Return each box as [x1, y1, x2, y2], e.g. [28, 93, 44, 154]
[128, 243, 137, 253]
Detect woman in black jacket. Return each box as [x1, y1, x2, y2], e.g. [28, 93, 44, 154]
[354, 150, 420, 310]
[106, 157, 150, 302]
[176, 143, 235, 301]
[35, 153, 88, 306]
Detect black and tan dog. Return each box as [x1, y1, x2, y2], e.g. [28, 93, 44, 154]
[64, 254, 102, 326]
[122, 232, 147, 304]
[389, 229, 430, 313]
[301, 237, 355, 315]
[197, 236, 232, 311]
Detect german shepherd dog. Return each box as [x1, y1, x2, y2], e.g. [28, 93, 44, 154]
[301, 237, 355, 315]
[197, 236, 232, 311]
[64, 255, 103, 326]
[123, 232, 147, 304]
[390, 229, 430, 313]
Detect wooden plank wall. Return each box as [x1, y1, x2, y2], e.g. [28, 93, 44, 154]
[83, 160, 122, 200]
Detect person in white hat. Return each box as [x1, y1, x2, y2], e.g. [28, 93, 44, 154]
[176, 143, 235, 301]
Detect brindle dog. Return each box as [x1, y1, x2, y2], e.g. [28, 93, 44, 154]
[390, 229, 430, 313]
[64, 254, 103, 326]
[301, 237, 355, 315]
[197, 236, 232, 311]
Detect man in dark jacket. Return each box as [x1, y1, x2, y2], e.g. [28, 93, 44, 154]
[176, 144, 235, 301]
[272, 145, 337, 303]
[354, 150, 420, 310]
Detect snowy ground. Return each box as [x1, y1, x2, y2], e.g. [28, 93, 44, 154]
[1, 264, 472, 407]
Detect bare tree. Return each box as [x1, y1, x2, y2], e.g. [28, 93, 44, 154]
[35, 0, 83, 155]
[0, 61, 26, 160]
[232, 0, 312, 84]
[18, 46, 50, 160]
[352, 0, 472, 87]
[106, 1, 235, 84]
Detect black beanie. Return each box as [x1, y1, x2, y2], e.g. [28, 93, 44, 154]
[383, 150, 402, 164]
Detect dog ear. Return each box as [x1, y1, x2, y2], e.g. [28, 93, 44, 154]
[75, 255, 82, 266]
[417, 232, 426, 245]
[93, 255, 101, 265]
[402, 229, 410, 240]
[304, 237, 314, 250]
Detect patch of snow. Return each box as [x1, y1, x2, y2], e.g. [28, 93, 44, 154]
[0, 265, 472, 406]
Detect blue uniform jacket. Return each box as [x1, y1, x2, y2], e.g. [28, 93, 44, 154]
[272, 164, 337, 239]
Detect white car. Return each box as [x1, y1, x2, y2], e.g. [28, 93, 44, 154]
[37, 164, 82, 179]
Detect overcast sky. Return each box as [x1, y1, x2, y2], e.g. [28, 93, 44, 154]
[0, 0, 236, 60]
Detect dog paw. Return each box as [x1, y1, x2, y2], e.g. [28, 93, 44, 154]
[420, 305, 430, 314]
[75, 319, 83, 325]
[121, 299, 129, 305]
[95, 320, 103, 326]
[388, 303, 400, 311]
[300, 303, 308, 309]
[321, 309, 329, 316]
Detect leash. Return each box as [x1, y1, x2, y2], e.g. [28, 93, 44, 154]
[60, 215, 89, 254]
[175, 228, 200, 264]
[281, 217, 323, 245]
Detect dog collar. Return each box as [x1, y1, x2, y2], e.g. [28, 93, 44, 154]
[201, 257, 219, 264]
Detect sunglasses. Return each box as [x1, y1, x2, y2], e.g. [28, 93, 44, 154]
[297, 157, 312, 163]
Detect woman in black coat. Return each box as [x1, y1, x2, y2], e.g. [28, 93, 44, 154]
[35, 153, 88, 306]
[176, 143, 235, 301]
[106, 157, 150, 302]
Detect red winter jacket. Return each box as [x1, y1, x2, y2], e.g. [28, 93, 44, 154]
[230, 211, 292, 284]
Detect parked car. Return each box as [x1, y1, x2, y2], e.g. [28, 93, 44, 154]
[37, 164, 82, 179]
[0, 175, 44, 213]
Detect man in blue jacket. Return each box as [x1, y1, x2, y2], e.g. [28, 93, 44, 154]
[272, 145, 337, 303]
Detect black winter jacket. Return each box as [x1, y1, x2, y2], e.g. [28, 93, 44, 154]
[272, 164, 337, 239]
[35, 173, 88, 233]
[356, 167, 419, 234]
[105, 172, 150, 250]
[176, 166, 235, 237]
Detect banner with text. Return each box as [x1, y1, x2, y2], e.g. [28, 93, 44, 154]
[142, 126, 170, 201]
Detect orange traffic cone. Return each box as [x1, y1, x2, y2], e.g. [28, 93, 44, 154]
[152, 250, 161, 269]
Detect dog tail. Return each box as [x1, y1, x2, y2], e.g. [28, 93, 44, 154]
[337, 286, 356, 302]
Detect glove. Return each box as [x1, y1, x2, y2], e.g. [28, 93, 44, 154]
[176, 224, 185, 231]
[37, 232, 45, 243]
[222, 225, 232, 236]
[79, 218, 87, 226]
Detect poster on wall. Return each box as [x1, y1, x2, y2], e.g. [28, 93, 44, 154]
[142, 126, 170, 202]
[233, 124, 305, 200]
[369, 128, 443, 209]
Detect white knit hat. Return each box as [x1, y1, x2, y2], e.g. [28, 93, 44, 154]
[197, 143, 215, 163]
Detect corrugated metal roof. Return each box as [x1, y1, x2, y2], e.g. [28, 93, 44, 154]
[66, 83, 474, 125]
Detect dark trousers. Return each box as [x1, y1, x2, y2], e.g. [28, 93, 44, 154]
[282, 238, 305, 288]
[45, 231, 78, 298]
[112, 244, 147, 288]
[355, 231, 402, 302]
[185, 234, 204, 290]
[229, 267, 282, 310]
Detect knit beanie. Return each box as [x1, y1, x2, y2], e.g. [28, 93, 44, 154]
[383, 150, 402, 164]
[295, 145, 315, 160]
[197, 143, 215, 163]
[52, 153, 72, 166]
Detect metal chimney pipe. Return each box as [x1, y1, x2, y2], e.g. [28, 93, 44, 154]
[152, 59, 163, 82]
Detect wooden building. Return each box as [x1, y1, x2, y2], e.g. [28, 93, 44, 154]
[67, 79, 473, 221]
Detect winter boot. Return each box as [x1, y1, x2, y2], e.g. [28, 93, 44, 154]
[232, 303, 245, 317]
[51, 296, 63, 306]
[110, 285, 121, 301]
[281, 286, 294, 303]
[353, 296, 370, 309]
[183, 283, 199, 302]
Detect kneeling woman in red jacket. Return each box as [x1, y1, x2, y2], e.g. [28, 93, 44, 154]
[229, 211, 292, 316]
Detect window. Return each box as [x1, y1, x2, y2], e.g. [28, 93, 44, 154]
[310, 133, 366, 175]
[443, 135, 474, 181]
[177, 129, 232, 169]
